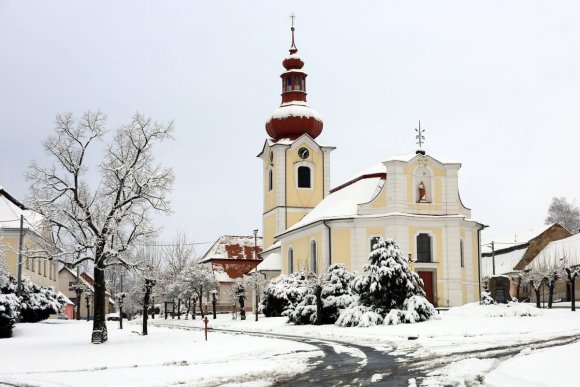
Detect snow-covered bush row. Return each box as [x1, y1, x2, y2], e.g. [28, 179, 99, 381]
[336, 238, 436, 327]
[0, 293, 20, 338]
[288, 264, 356, 325]
[261, 271, 309, 317]
[0, 274, 64, 333]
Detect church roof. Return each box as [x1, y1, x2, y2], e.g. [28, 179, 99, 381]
[285, 174, 384, 233]
[199, 235, 262, 263]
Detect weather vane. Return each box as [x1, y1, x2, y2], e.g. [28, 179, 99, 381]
[290, 12, 296, 27]
[415, 120, 426, 149]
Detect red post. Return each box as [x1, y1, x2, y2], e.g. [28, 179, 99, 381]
[204, 316, 209, 341]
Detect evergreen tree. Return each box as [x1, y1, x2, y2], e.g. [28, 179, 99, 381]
[261, 271, 309, 317]
[288, 264, 356, 325]
[337, 238, 435, 327]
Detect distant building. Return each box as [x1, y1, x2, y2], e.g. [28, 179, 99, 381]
[0, 187, 58, 289]
[481, 223, 571, 299]
[58, 267, 115, 319]
[200, 235, 262, 311]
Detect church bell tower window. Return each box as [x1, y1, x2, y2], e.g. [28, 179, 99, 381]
[297, 166, 311, 188]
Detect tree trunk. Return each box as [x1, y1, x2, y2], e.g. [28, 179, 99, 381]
[192, 298, 197, 319]
[177, 298, 181, 320]
[239, 295, 246, 320]
[199, 287, 204, 318]
[184, 299, 190, 320]
[142, 285, 151, 336]
[548, 284, 554, 309]
[315, 284, 323, 325]
[534, 287, 541, 308]
[92, 263, 108, 343]
[571, 278, 576, 312]
[119, 305, 123, 329]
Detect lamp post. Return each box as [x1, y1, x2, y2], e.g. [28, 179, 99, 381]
[85, 292, 91, 321]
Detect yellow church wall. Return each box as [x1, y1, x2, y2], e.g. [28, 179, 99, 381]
[285, 144, 324, 209]
[287, 211, 308, 230]
[283, 231, 323, 273]
[263, 212, 277, 249]
[263, 152, 277, 212]
[403, 161, 446, 177]
[406, 176, 443, 210]
[370, 186, 387, 208]
[331, 228, 351, 270]
[471, 231, 480, 300]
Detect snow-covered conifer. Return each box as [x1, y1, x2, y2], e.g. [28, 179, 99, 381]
[288, 264, 356, 325]
[336, 238, 436, 327]
[261, 271, 309, 317]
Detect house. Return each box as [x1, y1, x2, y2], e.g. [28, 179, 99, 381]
[57, 266, 116, 319]
[523, 232, 580, 302]
[0, 187, 58, 289]
[199, 235, 263, 311]
[257, 25, 484, 307]
[481, 223, 571, 299]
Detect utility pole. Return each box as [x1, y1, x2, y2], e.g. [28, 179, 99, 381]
[491, 241, 496, 276]
[253, 229, 259, 322]
[16, 215, 24, 298]
[75, 265, 82, 320]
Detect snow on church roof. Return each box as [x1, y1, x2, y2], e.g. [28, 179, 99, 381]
[270, 104, 322, 120]
[286, 175, 384, 233]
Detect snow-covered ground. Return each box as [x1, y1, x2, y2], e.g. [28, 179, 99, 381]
[0, 320, 320, 387]
[156, 304, 580, 386]
[1, 304, 579, 386]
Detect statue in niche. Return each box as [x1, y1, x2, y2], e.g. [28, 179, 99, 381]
[418, 181, 427, 203]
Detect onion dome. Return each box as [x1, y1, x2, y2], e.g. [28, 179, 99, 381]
[265, 24, 323, 141]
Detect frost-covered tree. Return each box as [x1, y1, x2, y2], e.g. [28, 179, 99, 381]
[229, 278, 247, 320]
[545, 197, 580, 234]
[27, 111, 174, 343]
[510, 273, 525, 300]
[0, 252, 19, 338]
[524, 268, 545, 308]
[261, 271, 309, 317]
[288, 264, 356, 325]
[176, 263, 218, 319]
[336, 238, 436, 327]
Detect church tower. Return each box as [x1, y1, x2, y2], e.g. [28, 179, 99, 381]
[258, 23, 335, 251]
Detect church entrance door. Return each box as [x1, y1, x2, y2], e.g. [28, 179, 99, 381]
[418, 271, 435, 306]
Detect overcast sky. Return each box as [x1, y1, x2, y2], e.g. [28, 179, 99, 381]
[1, 1, 579, 251]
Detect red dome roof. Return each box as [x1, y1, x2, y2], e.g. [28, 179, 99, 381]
[265, 25, 324, 142]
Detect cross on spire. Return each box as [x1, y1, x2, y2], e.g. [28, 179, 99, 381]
[289, 12, 298, 54]
[415, 120, 426, 149]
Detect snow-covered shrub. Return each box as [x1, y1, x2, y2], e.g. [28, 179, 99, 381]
[19, 277, 63, 323]
[261, 271, 309, 317]
[0, 293, 20, 338]
[480, 292, 496, 305]
[288, 264, 356, 325]
[335, 304, 383, 327]
[336, 238, 436, 327]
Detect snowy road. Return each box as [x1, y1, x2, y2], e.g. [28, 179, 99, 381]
[152, 321, 421, 385]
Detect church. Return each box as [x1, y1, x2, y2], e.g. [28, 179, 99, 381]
[258, 24, 484, 307]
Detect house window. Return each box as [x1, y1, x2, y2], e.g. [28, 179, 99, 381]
[286, 77, 292, 91]
[416, 233, 432, 262]
[288, 248, 294, 274]
[310, 240, 317, 274]
[370, 236, 381, 252]
[460, 240, 465, 268]
[268, 168, 273, 191]
[298, 166, 311, 188]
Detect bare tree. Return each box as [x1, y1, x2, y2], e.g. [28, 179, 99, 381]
[564, 266, 580, 312]
[546, 197, 580, 234]
[525, 268, 545, 308]
[27, 111, 174, 343]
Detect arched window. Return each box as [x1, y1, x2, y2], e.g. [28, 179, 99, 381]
[286, 77, 292, 91]
[294, 76, 300, 90]
[416, 233, 432, 262]
[370, 236, 381, 252]
[297, 166, 311, 188]
[268, 168, 273, 191]
[310, 240, 317, 273]
[460, 240, 465, 268]
[288, 248, 294, 274]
